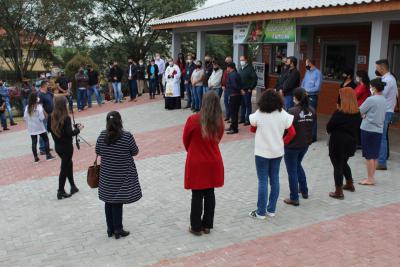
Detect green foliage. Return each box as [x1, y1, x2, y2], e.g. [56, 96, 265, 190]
[206, 34, 233, 64]
[64, 53, 96, 94]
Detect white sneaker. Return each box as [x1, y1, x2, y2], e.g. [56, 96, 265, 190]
[266, 212, 276, 217]
[249, 210, 266, 220]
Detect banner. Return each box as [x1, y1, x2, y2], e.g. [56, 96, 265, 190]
[233, 19, 296, 44]
[252, 62, 265, 89]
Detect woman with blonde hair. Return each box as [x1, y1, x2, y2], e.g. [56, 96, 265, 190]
[327, 87, 361, 199]
[183, 91, 224, 236]
[48, 95, 84, 200]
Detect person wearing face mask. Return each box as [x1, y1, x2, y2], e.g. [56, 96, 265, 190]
[164, 59, 182, 110]
[176, 53, 186, 98]
[110, 61, 124, 103]
[354, 70, 370, 107]
[208, 61, 223, 98]
[137, 60, 146, 97]
[127, 59, 138, 102]
[281, 56, 301, 110]
[75, 68, 89, 111]
[374, 59, 398, 171]
[275, 57, 289, 91]
[301, 59, 322, 142]
[358, 78, 387, 185]
[0, 80, 17, 126]
[238, 56, 258, 125]
[221, 56, 234, 121]
[155, 53, 165, 95]
[191, 61, 205, 112]
[340, 68, 357, 89]
[147, 59, 159, 99]
[203, 55, 213, 94]
[56, 71, 73, 111]
[184, 55, 196, 110]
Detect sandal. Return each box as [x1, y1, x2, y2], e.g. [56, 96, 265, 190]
[358, 179, 375, 186]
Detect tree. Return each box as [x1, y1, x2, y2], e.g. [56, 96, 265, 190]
[65, 53, 96, 95]
[0, 0, 89, 82]
[82, 0, 205, 61]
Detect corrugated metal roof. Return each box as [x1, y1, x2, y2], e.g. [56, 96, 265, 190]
[150, 0, 389, 26]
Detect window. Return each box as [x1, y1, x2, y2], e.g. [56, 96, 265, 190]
[389, 42, 400, 81]
[322, 43, 357, 80]
[270, 44, 287, 74]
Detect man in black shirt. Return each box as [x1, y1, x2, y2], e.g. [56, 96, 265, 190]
[38, 80, 54, 154]
[87, 65, 102, 107]
[56, 71, 73, 111]
[281, 56, 300, 110]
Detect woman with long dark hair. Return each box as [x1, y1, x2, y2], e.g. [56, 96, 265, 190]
[283, 88, 316, 206]
[24, 93, 54, 162]
[183, 91, 224, 236]
[96, 111, 142, 239]
[48, 95, 83, 199]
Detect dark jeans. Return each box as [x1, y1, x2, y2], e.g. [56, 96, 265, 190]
[223, 89, 230, 119]
[157, 74, 164, 94]
[240, 90, 252, 122]
[284, 147, 309, 201]
[190, 188, 215, 232]
[31, 133, 50, 158]
[39, 119, 48, 153]
[77, 88, 87, 110]
[329, 154, 352, 187]
[149, 79, 157, 96]
[105, 203, 123, 232]
[56, 145, 76, 192]
[185, 83, 192, 107]
[308, 94, 318, 141]
[0, 112, 7, 129]
[180, 78, 185, 98]
[128, 79, 138, 99]
[229, 95, 241, 131]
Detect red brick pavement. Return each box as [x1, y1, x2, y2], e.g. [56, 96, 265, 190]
[0, 123, 253, 186]
[0, 95, 161, 134]
[151, 203, 400, 267]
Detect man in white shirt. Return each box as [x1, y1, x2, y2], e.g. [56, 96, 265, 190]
[155, 53, 165, 95]
[375, 59, 398, 170]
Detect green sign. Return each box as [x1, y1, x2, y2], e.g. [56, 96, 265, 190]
[234, 19, 296, 44]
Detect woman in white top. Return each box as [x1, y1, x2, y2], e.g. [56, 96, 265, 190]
[24, 93, 54, 163]
[191, 60, 205, 112]
[208, 61, 223, 98]
[249, 89, 293, 219]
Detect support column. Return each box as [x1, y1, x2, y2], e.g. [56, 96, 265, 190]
[368, 20, 390, 78]
[286, 25, 301, 60]
[196, 31, 206, 61]
[233, 43, 245, 67]
[171, 32, 181, 60]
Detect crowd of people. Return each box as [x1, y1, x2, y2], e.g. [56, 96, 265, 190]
[0, 51, 398, 239]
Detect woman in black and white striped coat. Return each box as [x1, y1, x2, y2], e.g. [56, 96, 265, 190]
[95, 111, 142, 239]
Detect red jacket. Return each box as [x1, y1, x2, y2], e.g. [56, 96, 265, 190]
[355, 84, 370, 106]
[183, 114, 224, 190]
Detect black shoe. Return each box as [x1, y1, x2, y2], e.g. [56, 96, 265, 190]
[184, 105, 190, 109]
[10, 121, 17, 126]
[114, 229, 130, 239]
[3, 128, 10, 131]
[57, 191, 71, 200]
[226, 130, 238, 135]
[70, 186, 79, 195]
[301, 193, 309, 199]
[46, 154, 55, 161]
[244, 122, 250, 126]
[189, 227, 202, 236]
[107, 230, 114, 238]
[34, 157, 40, 163]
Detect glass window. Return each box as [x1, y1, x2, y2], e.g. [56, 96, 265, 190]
[270, 44, 287, 74]
[322, 44, 357, 80]
[389, 43, 400, 81]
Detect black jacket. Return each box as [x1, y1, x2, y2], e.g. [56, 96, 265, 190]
[326, 110, 361, 157]
[239, 64, 258, 90]
[137, 65, 146, 80]
[109, 66, 124, 82]
[285, 105, 316, 149]
[227, 71, 242, 95]
[147, 64, 159, 79]
[47, 116, 80, 149]
[88, 70, 99, 86]
[203, 62, 214, 86]
[282, 68, 301, 96]
[126, 64, 138, 80]
[275, 67, 289, 90]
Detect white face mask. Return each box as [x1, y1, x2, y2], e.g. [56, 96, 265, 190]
[169, 62, 174, 66]
[370, 87, 375, 95]
[356, 77, 361, 83]
[240, 61, 246, 67]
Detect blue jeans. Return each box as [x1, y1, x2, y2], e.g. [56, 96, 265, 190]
[378, 112, 393, 167]
[128, 79, 138, 99]
[22, 97, 28, 112]
[0, 112, 7, 129]
[4, 97, 14, 122]
[149, 79, 157, 96]
[223, 89, 230, 119]
[190, 86, 196, 109]
[87, 85, 102, 107]
[211, 87, 222, 98]
[284, 95, 294, 110]
[194, 86, 203, 110]
[203, 86, 208, 94]
[185, 83, 192, 107]
[112, 82, 122, 102]
[255, 155, 282, 215]
[308, 94, 319, 141]
[77, 88, 87, 110]
[39, 119, 48, 152]
[240, 90, 252, 122]
[284, 147, 309, 201]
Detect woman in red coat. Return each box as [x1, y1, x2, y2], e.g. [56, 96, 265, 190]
[183, 91, 224, 236]
[355, 70, 370, 106]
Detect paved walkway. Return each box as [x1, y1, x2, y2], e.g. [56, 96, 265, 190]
[0, 95, 399, 267]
